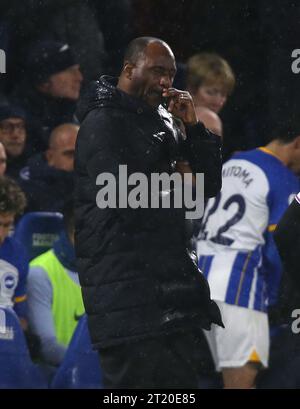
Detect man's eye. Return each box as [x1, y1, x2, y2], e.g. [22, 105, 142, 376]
[63, 151, 75, 157]
[153, 68, 164, 75]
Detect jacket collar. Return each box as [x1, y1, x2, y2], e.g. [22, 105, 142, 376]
[76, 75, 170, 123]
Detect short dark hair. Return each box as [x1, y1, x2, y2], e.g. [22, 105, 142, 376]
[267, 112, 300, 144]
[0, 176, 26, 216]
[123, 36, 167, 64]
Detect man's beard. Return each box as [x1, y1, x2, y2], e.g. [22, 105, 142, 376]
[144, 89, 164, 107]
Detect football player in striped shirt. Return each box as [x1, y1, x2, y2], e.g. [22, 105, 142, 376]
[197, 120, 300, 388]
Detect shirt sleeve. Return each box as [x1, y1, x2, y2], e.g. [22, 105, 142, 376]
[179, 122, 222, 198]
[267, 182, 296, 229]
[27, 266, 66, 366]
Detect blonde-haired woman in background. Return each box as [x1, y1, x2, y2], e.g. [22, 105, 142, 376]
[186, 52, 235, 138]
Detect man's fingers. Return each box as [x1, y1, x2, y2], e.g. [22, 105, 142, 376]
[169, 94, 191, 112]
[163, 88, 185, 97]
[178, 95, 190, 101]
[163, 88, 193, 116]
[168, 98, 175, 112]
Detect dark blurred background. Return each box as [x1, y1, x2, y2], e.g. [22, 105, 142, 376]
[1, 0, 300, 159]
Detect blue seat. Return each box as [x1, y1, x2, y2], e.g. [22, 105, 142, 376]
[0, 307, 47, 388]
[14, 212, 63, 260]
[51, 314, 102, 389]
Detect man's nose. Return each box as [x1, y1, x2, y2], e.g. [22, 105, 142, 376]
[11, 128, 22, 138]
[160, 75, 172, 89]
[75, 68, 83, 83]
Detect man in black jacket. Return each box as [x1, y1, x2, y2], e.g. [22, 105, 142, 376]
[74, 37, 223, 388]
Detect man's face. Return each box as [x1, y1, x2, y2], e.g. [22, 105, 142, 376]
[46, 126, 78, 172]
[0, 212, 14, 245]
[41, 64, 83, 101]
[129, 43, 177, 108]
[0, 118, 26, 157]
[195, 83, 228, 114]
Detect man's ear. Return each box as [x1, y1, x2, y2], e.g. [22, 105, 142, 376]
[123, 61, 134, 80]
[45, 149, 53, 165]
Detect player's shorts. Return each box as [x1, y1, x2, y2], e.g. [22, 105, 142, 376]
[203, 301, 269, 371]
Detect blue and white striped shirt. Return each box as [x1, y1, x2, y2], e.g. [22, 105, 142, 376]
[197, 148, 300, 312]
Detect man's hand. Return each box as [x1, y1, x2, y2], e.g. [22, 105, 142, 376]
[162, 88, 198, 126]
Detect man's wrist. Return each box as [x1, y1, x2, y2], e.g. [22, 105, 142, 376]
[184, 119, 198, 127]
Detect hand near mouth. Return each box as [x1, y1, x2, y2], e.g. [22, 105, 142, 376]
[162, 88, 198, 126]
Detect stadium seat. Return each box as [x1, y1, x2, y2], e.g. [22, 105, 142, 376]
[50, 314, 103, 389]
[13, 212, 64, 260]
[0, 307, 47, 388]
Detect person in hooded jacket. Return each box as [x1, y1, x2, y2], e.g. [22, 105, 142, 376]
[19, 123, 78, 213]
[0, 104, 31, 179]
[12, 41, 83, 153]
[74, 37, 223, 389]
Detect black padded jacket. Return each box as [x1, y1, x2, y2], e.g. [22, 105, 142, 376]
[74, 76, 223, 348]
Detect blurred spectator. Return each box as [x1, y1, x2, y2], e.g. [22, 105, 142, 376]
[0, 104, 30, 179]
[49, 0, 108, 79]
[2, 0, 107, 94]
[19, 123, 78, 213]
[27, 199, 84, 366]
[0, 143, 7, 176]
[196, 106, 223, 138]
[186, 53, 234, 144]
[0, 176, 28, 329]
[12, 41, 82, 153]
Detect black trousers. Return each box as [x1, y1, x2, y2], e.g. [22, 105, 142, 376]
[98, 332, 204, 389]
[257, 325, 300, 388]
